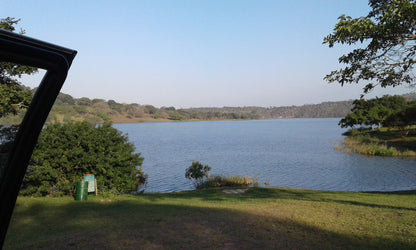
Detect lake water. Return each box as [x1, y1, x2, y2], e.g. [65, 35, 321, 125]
[114, 119, 416, 193]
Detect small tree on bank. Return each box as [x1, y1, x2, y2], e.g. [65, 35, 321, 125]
[21, 122, 145, 196]
[185, 161, 211, 189]
[339, 95, 407, 129]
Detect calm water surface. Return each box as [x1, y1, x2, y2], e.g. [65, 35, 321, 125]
[114, 119, 416, 193]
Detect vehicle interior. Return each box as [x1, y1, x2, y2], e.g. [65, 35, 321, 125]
[0, 29, 77, 246]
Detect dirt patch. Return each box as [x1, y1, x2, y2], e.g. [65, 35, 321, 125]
[222, 189, 248, 194]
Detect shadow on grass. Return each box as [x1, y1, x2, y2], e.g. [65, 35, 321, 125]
[5, 193, 416, 249]
[147, 188, 416, 212]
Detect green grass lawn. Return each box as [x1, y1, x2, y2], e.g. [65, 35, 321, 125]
[5, 188, 416, 249]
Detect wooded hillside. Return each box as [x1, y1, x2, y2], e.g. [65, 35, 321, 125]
[1, 92, 415, 125]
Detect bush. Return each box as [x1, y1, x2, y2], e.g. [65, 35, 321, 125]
[185, 161, 211, 188]
[21, 122, 144, 197]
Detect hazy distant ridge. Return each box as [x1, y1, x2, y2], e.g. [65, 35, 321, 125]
[186, 100, 354, 119]
[2, 92, 415, 125]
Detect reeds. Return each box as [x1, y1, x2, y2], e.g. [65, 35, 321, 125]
[338, 135, 416, 157]
[200, 175, 258, 188]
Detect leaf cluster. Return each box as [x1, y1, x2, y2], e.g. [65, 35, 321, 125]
[185, 161, 211, 189]
[384, 101, 416, 126]
[324, 0, 416, 94]
[0, 17, 37, 118]
[0, 84, 32, 117]
[339, 95, 409, 128]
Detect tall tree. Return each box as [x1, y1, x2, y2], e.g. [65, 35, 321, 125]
[0, 17, 37, 118]
[339, 95, 407, 128]
[324, 0, 416, 95]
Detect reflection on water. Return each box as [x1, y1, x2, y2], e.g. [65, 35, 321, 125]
[114, 119, 416, 193]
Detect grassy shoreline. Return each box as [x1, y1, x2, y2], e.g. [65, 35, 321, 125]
[5, 187, 416, 249]
[337, 126, 416, 157]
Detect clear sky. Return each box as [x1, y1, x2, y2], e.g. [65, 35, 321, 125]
[2, 0, 414, 108]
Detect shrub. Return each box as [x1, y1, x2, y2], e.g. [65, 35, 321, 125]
[185, 161, 211, 188]
[21, 122, 144, 196]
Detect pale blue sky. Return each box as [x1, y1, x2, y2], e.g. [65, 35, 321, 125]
[2, 0, 413, 108]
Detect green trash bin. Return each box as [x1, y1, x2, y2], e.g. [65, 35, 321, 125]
[75, 181, 89, 201]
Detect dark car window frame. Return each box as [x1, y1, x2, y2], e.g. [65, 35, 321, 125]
[0, 29, 77, 246]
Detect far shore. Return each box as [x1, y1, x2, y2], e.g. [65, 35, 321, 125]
[110, 116, 342, 124]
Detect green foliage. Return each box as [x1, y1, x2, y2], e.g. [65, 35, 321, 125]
[324, 0, 416, 94]
[168, 112, 183, 120]
[97, 112, 110, 122]
[73, 105, 87, 114]
[0, 17, 37, 118]
[108, 99, 123, 112]
[144, 105, 157, 114]
[339, 95, 407, 128]
[76, 97, 92, 106]
[163, 106, 176, 111]
[55, 93, 76, 105]
[2, 89, 415, 125]
[185, 101, 355, 120]
[185, 161, 211, 188]
[21, 122, 144, 196]
[0, 17, 24, 32]
[0, 84, 32, 117]
[384, 101, 416, 127]
[92, 98, 105, 104]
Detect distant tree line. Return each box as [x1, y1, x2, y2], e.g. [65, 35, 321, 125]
[2, 92, 394, 125]
[2, 91, 416, 125]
